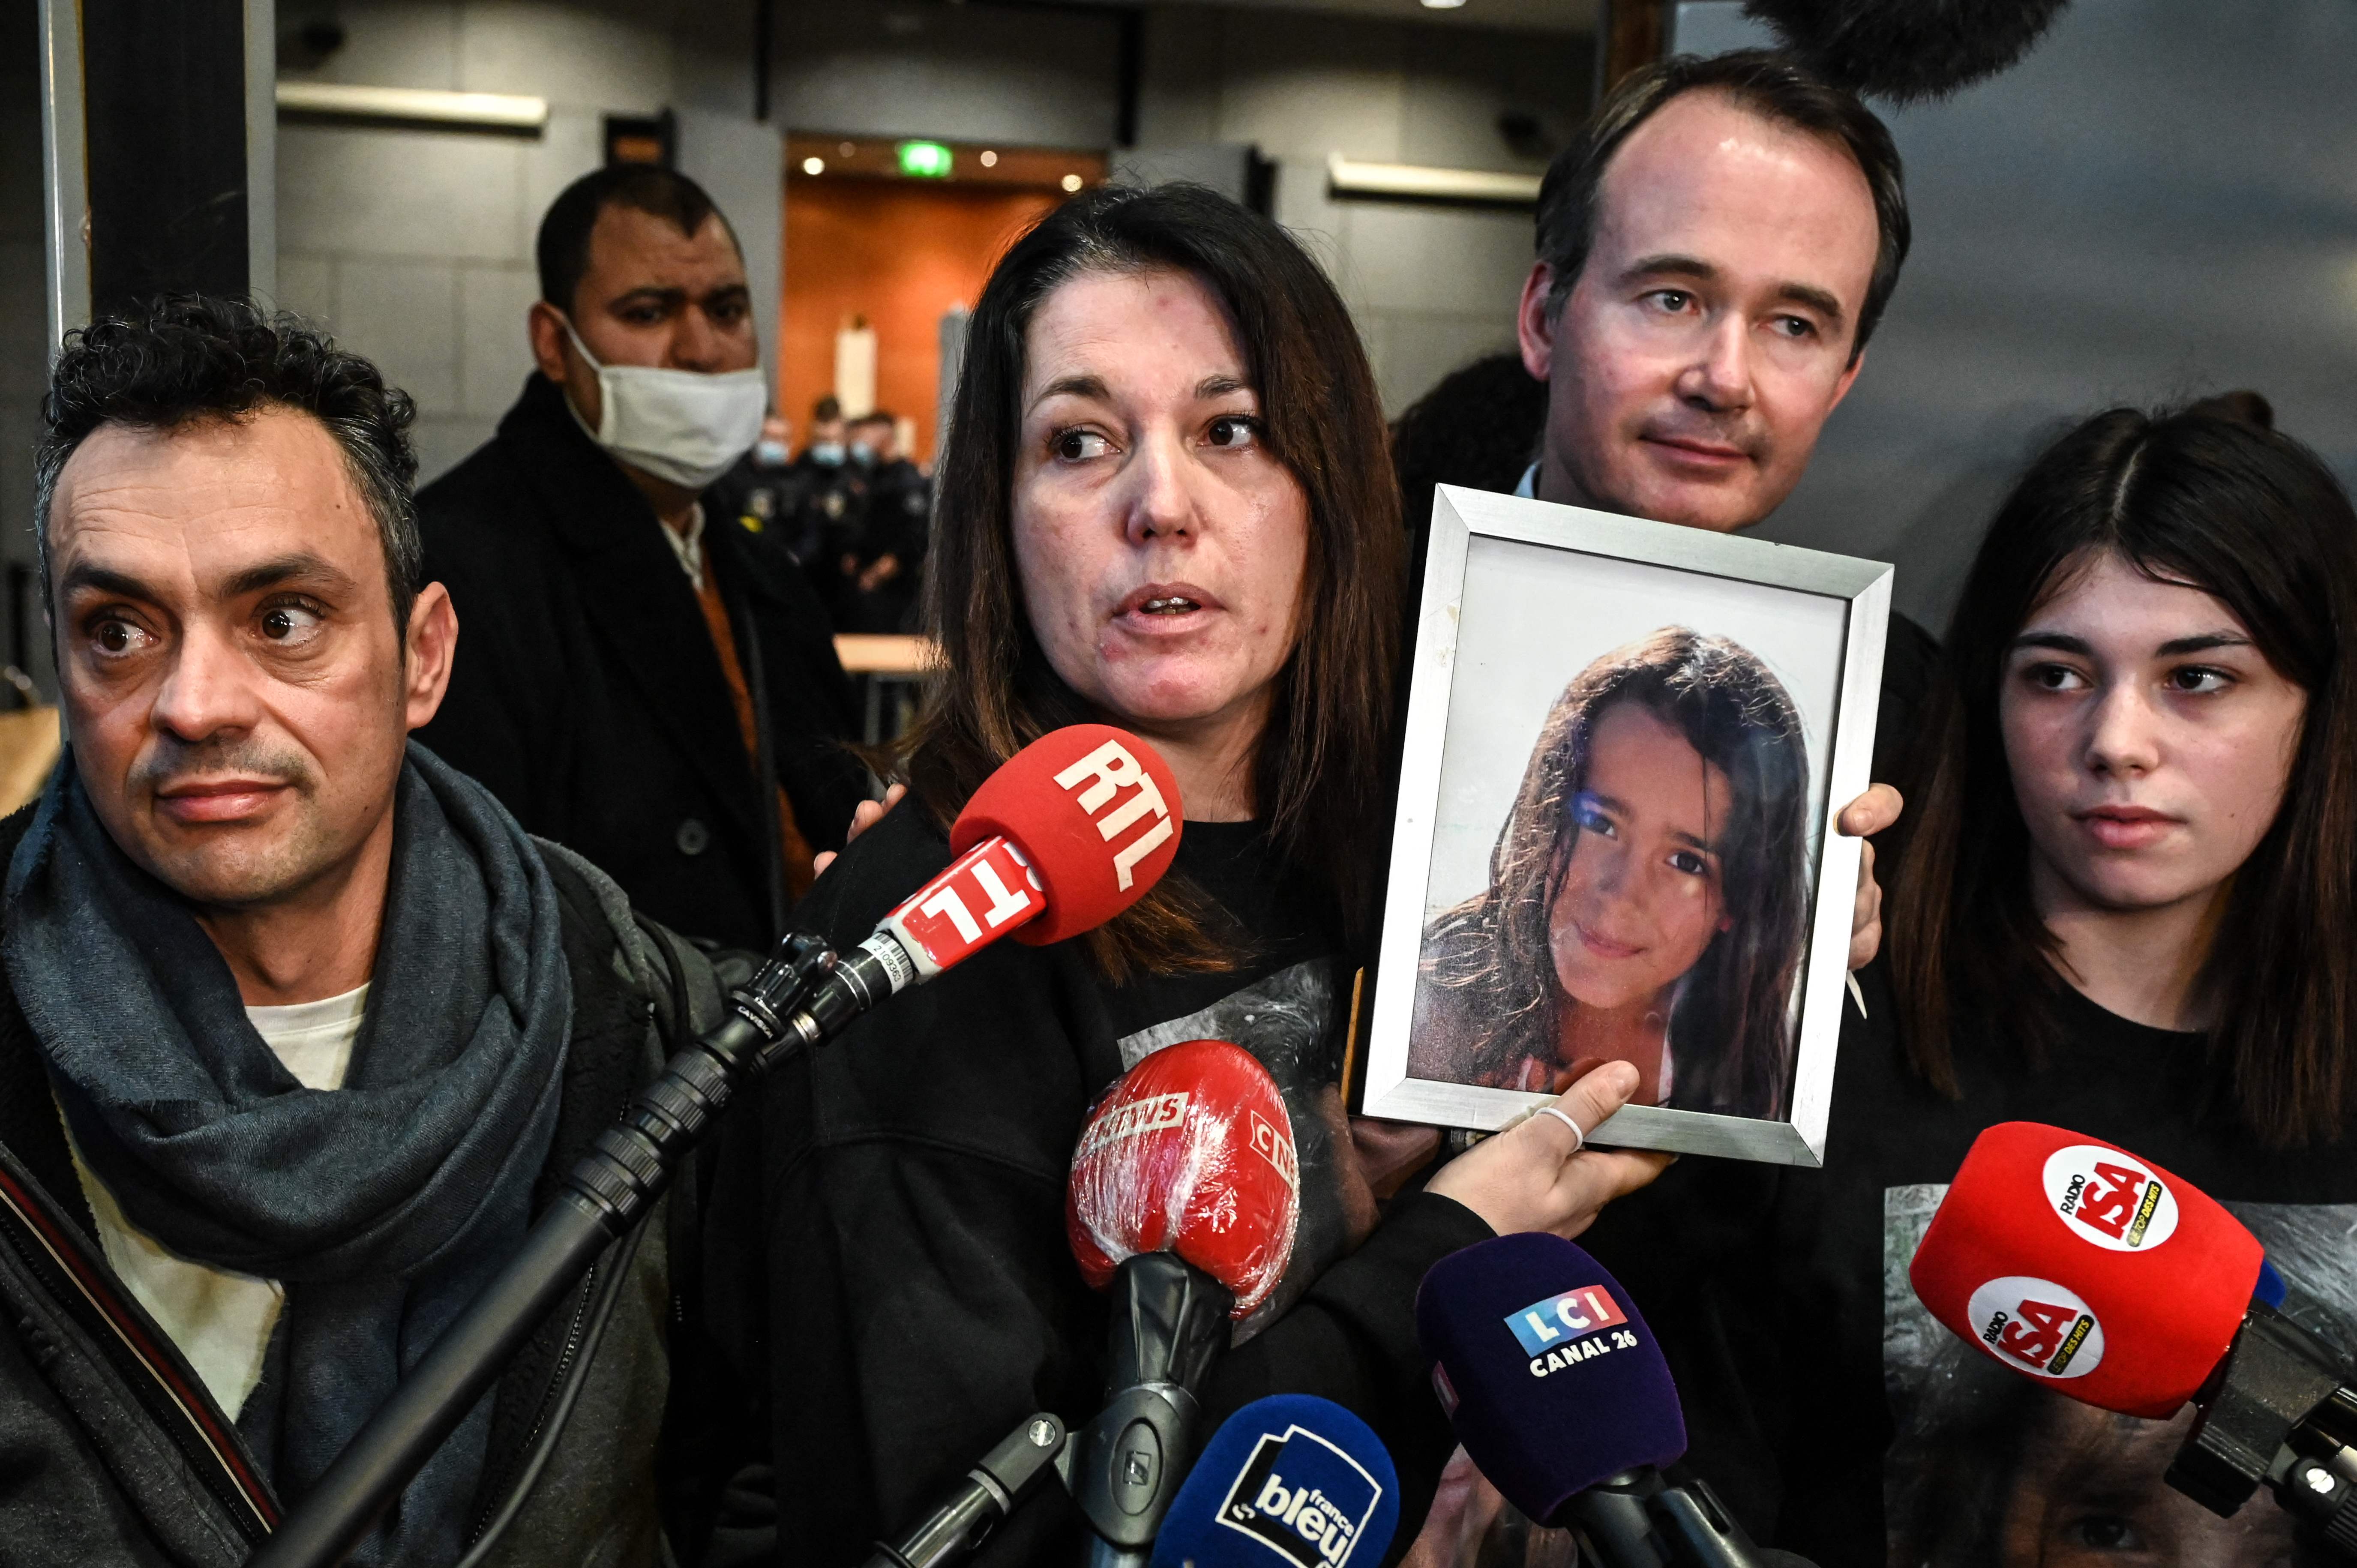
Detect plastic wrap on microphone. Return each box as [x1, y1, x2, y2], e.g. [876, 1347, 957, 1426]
[1068, 1038, 1301, 1316]
[1148, 1395, 1399, 1568]
[1415, 1232, 1685, 1526]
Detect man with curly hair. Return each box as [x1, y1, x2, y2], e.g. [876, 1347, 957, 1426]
[0, 295, 729, 1568]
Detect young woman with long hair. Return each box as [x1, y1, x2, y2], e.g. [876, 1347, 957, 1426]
[1578, 395, 2357, 1567]
[1414, 627, 1813, 1118]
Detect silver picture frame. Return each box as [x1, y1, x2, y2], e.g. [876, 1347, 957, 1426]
[1359, 486, 1893, 1167]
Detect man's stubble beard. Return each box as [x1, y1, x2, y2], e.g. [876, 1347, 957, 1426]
[121, 735, 348, 910]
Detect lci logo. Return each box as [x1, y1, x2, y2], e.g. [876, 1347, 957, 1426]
[1503, 1285, 1629, 1358]
[1967, 1275, 2106, 1378]
[1215, 1425, 1385, 1567]
[2042, 1144, 2178, 1252]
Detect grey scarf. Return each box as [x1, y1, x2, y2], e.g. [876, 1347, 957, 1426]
[3, 742, 571, 1568]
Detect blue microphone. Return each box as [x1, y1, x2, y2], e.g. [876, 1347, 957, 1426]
[1147, 1395, 1400, 1568]
[1416, 1233, 1801, 1568]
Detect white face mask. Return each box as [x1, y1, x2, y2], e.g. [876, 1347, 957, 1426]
[562, 318, 767, 491]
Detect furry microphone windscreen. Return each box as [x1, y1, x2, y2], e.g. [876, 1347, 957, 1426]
[1741, 0, 2072, 103]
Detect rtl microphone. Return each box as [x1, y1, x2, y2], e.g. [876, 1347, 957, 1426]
[1910, 1123, 2357, 1541]
[253, 725, 1183, 1568]
[777, 723, 1185, 1047]
[1147, 1396, 1400, 1568]
[1064, 1040, 1304, 1562]
[1418, 1234, 1796, 1568]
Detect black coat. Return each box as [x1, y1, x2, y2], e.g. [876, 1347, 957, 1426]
[417, 376, 867, 953]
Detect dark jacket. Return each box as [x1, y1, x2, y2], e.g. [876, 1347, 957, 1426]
[417, 376, 868, 953]
[0, 809, 727, 1568]
[703, 805, 1494, 1566]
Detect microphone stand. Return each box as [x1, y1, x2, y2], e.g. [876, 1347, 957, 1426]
[1066, 1252, 1234, 1567]
[1568, 1467, 1816, 1568]
[250, 931, 902, 1568]
[864, 1412, 1068, 1568]
[2168, 1299, 2357, 1557]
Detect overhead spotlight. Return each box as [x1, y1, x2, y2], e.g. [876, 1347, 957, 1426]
[838, 140, 856, 157]
[1421, 0, 1468, 9]
[1061, 173, 1083, 192]
[980, 150, 999, 167]
[802, 156, 825, 175]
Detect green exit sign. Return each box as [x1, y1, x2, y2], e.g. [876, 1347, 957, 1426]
[897, 141, 954, 178]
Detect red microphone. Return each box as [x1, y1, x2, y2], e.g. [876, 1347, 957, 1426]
[1067, 1037, 1301, 1317]
[1062, 1040, 1302, 1556]
[1910, 1124, 2357, 1529]
[796, 727, 1184, 1038]
[1909, 1122, 2262, 1418]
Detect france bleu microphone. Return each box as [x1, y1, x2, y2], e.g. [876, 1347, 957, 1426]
[252, 725, 1185, 1568]
[1148, 1396, 1399, 1568]
[1065, 1040, 1304, 1559]
[1910, 1123, 2357, 1533]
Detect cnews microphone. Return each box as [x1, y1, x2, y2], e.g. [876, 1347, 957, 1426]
[1911, 1123, 2357, 1539]
[254, 725, 1184, 1568]
[1065, 1040, 1304, 1562]
[1147, 1395, 1400, 1568]
[1418, 1234, 1794, 1568]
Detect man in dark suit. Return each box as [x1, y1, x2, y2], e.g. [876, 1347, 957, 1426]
[417, 166, 866, 954]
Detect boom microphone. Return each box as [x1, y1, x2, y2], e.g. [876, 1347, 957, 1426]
[1147, 1395, 1400, 1568]
[1418, 1234, 1797, 1568]
[1910, 1124, 2357, 1541]
[254, 726, 1184, 1568]
[1739, 0, 2071, 104]
[1065, 1040, 1304, 1562]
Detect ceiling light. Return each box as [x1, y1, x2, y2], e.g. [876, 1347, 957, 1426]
[1061, 173, 1083, 192]
[1421, 0, 1467, 9]
[802, 156, 825, 175]
[980, 150, 999, 168]
[838, 141, 856, 157]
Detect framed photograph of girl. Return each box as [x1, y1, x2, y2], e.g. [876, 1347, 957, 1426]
[1358, 486, 1891, 1166]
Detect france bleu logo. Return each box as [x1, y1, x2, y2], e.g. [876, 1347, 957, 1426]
[1215, 1422, 1384, 1566]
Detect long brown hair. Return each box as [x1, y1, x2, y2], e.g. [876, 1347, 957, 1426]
[1892, 401, 2357, 1146]
[1418, 628, 1812, 1116]
[896, 183, 1405, 977]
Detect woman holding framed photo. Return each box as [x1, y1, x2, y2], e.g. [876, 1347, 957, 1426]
[1411, 626, 1813, 1119]
[1581, 394, 2357, 1567]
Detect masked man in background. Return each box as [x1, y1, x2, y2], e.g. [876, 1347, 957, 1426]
[0, 297, 728, 1567]
[419, 166, 866, 953]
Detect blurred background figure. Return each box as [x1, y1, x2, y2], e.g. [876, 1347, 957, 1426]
[709, 409, 810, 561]
[839, 407, 930, 632]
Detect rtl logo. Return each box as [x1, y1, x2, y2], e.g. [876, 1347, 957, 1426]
[1055, 740, 1176, 891]
[881, 838, 1048, 975]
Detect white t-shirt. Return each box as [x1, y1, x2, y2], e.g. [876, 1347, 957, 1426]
[64, 983, 369, 1419]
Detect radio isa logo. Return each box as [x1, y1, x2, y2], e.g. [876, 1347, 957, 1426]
[1216, 1422, 1384, 1566]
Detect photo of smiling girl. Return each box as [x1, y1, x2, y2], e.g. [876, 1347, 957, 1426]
[1409, 626, 1812, 1120]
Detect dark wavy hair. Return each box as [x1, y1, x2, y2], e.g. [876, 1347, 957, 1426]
[895, 182, 1405, 977]
[1416, 627, 1812, 1117]
[1893, 399, 2357, 1147]
[1535, 48, 1910, 362]
[35, 295, 421, 632]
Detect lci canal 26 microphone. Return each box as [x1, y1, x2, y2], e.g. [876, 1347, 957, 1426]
[1148, 1395, 1400, 1568]
[1912, 1123, 2357, 1550]
[1065, 1040, 1304, 1565]
[254, 724, 1187, 1568]
[1418, 1233, 1802, 1568]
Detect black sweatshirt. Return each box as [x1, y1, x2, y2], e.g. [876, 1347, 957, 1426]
[1580, 959, 2357, 1568]
[702, 804, 1490, 1567]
